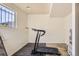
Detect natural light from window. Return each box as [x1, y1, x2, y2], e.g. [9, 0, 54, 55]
[0, 4, 15, 28]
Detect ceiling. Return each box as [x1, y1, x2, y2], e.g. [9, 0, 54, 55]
[50, 3, 72, 17]
[14, 3, 50, 14]
[14, 3, 72, 17]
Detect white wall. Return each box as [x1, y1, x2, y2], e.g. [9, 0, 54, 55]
[0, 29, 28, 55]
[64, 13, 72, 45]
[48, 17, 66, 43]
[27, 14, 71, 43]
[28, 14, 49, 43]
[0, 4, 28, 55]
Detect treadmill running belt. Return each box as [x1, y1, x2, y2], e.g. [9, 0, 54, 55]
[36, 47, 60, 55]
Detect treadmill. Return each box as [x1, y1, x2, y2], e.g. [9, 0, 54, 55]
[31, 28, 61, 56]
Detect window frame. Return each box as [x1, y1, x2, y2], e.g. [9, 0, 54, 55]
[0, 4, 16, 28]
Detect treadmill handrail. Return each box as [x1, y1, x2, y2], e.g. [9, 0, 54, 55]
[32, 28, 46, 36]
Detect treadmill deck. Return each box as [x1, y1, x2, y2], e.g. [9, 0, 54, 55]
[36, 47, 61, 55]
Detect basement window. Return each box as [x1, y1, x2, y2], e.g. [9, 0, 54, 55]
[0, 4, 15, 28]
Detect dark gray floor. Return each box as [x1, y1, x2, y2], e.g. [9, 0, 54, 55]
[13, 43, 46, 56]
[0, 37, 7, 56]
[0, 42, 67, 56]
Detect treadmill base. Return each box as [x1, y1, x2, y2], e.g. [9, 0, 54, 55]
[31, 47, 61, 56]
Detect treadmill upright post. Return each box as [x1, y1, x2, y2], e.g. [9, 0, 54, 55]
[33, 31, 40, 52]
[32, 28, 45, 54]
